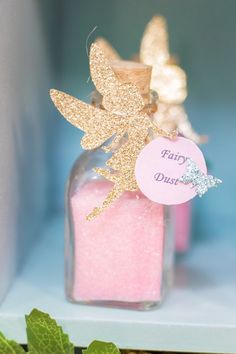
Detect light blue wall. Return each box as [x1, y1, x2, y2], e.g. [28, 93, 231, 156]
[0, 0, 56, 301]
[46, 0, 236, 236]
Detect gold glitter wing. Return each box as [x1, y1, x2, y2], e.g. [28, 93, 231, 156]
[95, 37, 121, 61]
[89, 42, 118, 96]
[50, 89, 128, 150]
[90, 43, 145, 116]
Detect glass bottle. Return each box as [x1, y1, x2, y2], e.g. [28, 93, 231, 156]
[65, 61, 174, 310]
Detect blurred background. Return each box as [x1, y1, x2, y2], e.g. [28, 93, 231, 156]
[0, 2, 236, 350]
[1, 0, 236, 300]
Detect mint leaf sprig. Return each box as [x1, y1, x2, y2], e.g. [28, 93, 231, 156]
[83, 340, 121, 354]
[26, 309, 74, 354]
[0, 309, 121, 354]
[0, 332, 25, 354]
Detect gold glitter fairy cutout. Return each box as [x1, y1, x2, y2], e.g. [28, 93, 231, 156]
[96, 16, 206, 144]
[140, 16, 206, 144]
[50, 44, 175, 220]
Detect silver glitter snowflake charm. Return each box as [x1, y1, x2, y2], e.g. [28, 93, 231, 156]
[179, 159, 222, 197]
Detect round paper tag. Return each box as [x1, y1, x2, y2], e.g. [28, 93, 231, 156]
[135, 137, 207, 205]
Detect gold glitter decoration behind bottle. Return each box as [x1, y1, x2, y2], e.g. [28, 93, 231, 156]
[95, 37, 121, 61]
[50, 43, 175, 220]
[140, 16, 170, 68]
[96, 16, 206, 144]
[140, 16, 207, 144]
[140, 15, 187, 104]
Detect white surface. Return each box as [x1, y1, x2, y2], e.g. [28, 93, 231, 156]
[0, 215, 235, 353]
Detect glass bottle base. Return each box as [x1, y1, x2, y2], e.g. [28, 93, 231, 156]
[66, 267, 173, 311]
[66, 295, 162, 311]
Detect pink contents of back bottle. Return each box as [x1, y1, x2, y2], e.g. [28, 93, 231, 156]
[174, 201, 191, 253]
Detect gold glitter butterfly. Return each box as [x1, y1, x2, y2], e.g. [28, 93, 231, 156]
[50, 43, 175, 220]
[95, 16, 207, 144]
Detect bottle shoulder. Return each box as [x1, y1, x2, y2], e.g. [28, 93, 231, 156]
[68, 148, 108, 185]
[72, 149, 107, 170]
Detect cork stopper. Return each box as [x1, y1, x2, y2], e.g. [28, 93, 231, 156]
[110, 60, 152, 96]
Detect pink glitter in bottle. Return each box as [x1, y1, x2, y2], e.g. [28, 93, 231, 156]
[65, 149, 174, 310]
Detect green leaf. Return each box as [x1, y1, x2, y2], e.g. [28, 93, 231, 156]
[0, 332, 26, 354]
[25, 309, 74, 354]
[82, 340, 121, 354]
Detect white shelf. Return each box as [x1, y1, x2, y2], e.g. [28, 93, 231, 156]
[0, 215, 236, 353]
